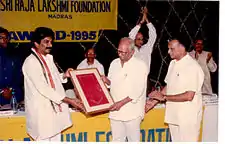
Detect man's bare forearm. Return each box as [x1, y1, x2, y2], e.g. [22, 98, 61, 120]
[164, 91, 195, 102]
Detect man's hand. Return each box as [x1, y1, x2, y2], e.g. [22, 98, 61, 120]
[143, 7, 148, 14]
[141, 7, 150, 24]
[139, 13, 146, 25]
[145, 100, 155, 113]
[148, 90, 158, 97]
[1, 88, 13, 100]
[141, 7, 148, 14]
[109, 97, 132, 111]
[101, 76, 111, 86]
[70, 98, 86, 112]
[148, 90, 165, 102]
[63, 97, 86, 112]
[207, 52, 212, 63]
[109, 100, 125, 111]
[63, 68, 74, 79]
[139, 7, 148, 25]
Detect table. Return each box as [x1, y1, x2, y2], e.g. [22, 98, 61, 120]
[202, 94, 218, 142]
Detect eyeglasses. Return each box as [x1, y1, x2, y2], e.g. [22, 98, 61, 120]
[87, 53, 95, 55]
[136, 38, 144, 41]
[117, 50, 129, 55]
[0, 36, 9, 41]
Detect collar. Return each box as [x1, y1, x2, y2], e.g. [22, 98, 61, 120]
[174, 54, 189, 65]
[120, 56, 135, 67]
[85, 58, 97, 66]
[31, 48, 49, 59]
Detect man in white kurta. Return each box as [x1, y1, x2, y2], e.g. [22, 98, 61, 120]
[164, 54, 204, 141]
[149, 39, 204, 142]
[77, 48, 105, 75]
[189, 39, 217, 95]
[22, 27, 84, 141]
[23, 50, 72, 140]
[128, 7, 157, 72]
[102, 37, 148, 142]
[129, 7, 156, 96]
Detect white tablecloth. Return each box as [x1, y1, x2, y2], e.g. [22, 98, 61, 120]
[202, 94, 218, 142]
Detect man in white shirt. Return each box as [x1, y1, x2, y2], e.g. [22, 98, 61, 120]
[189, 39, 217, 95]
[77, 48, 105, 75]
[129, 7, 157, 96]
[65, 48, 105, 99]
[22, 27, 85, 141]
[102, 37, 148, 142]
[146, 39, 204, 142]
[129, 7, 157, 73]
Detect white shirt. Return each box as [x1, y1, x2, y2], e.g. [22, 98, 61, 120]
[77, 59, 105, 75]
[129, 23, 157, 73]
[22, 49, 72, 140]
[189, 50, 217, 94]
[108, 57, 148, 121]
[164, 54, 204, 125]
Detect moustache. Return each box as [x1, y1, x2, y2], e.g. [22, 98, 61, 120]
[46, 47, 52, 50]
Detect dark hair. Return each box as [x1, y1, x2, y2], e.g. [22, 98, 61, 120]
[0, 27, 9, 35]
[31, 27, 55, 44]
[85, 47, 95, 54]
[169, 33, 190, 51]
[0, 27, 10, 41]
[194, 39, 204, 44]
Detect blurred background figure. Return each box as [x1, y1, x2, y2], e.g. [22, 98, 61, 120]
[189, 39, 217, 95]
[77, 47, 105, 76]
[0, 27, 24, 107]
[64, 47, 106, 100]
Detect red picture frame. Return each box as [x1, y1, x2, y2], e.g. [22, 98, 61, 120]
[69, 68, 114, 114]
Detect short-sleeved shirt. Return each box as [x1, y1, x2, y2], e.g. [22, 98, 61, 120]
[164, 54, 204, 125]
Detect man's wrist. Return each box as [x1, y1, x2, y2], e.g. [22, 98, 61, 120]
[163, 94, 167, 102]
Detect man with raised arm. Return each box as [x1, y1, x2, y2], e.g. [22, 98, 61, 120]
[129, 7, 157, 73]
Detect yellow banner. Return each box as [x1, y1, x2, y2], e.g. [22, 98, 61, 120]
[0, 108, 203, 142]
[0, 0, 118, 42]
[0, 109, 171, 142]
[9, 30, 99, 42]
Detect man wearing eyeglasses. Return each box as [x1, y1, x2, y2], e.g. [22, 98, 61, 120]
[102, 37, 148, 142]
[77, 48, 105, 76]
[0, 27, 24, 107]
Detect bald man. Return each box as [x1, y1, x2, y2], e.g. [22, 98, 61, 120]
[129, 7, 157, 73]
[147, 39, 204, 142]
[102, 37, 148, 142]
